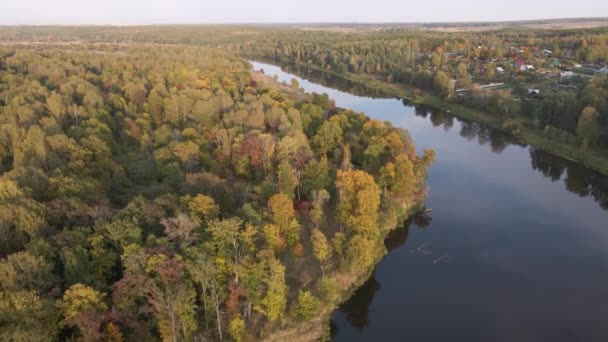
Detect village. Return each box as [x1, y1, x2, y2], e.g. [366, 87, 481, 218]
[440, 44, 608, 99]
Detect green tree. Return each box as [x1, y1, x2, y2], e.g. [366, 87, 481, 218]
[296, 290, 319, 322]
[577, 106, 601, 148]
[311, 228, 331, 275]
[256, 258, 287, 321]
[290, 77, 300, 89]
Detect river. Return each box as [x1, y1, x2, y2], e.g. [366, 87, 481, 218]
[250, 61, 608, 342]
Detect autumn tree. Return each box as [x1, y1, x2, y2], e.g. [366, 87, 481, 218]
[61, 283, 108, 340]
[311, 228, 331, 275]
[268, 193, 300, 248]
[256, 257, 287, 321]
[296, 290, 319, 322]
[336, 170, 381, 236]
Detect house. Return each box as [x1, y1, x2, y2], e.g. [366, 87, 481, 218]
[574, 63, 583, 69]
[560, 71, 575, 77]
[496, 66, 505, 73]
[520, 65, 535, 71]
[543, 49, 553, 55]
[528, 89, 541, 96]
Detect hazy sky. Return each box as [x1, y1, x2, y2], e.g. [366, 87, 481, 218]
[2, 0, 608, 25]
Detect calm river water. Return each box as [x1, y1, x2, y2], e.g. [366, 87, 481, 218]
[251, 61, 608, 342]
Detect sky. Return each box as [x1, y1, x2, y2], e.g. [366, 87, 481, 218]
[2, 0, 608, 25]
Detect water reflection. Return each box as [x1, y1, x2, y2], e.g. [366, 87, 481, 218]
[268, 60, 394, 99]
[338, 275, 381, 331]
[333, 219, 417, 337]
[530, 148, 608, 209]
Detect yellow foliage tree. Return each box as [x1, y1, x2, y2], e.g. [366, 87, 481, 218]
[336, 170, 381, 237]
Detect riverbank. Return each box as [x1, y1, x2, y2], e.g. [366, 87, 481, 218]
[263, 202, 425, 342]
[251, 59, 608, 342]
[253, 70, 428, 341]
[258, 58, 608, 175]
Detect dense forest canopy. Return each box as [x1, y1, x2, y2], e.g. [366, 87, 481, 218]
[0, 43, 433, 341]
[2, 23, 607, 340]
[2, 24, 607, 152]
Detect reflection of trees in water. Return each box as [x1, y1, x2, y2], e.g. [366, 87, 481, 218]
[385, 220, 412, 252]
[414, 105, 429, 118]
[413, 104, 608, 210]
[489, 130, 510, 153]
[530, 148, 608, 210]
[530, 148, 567, 182]
[415, 105, 516, 153]
[459, 121, 478, 141]
[413, 212, 433, 230]
[336, 215, 431, 332]
[338, 274, 381, 331]
[278, 62, 392, 99]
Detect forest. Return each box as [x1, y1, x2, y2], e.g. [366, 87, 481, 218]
[2, 25, 607, 171]
[0, 43, 433, 341]
[227, 29, 608, 156]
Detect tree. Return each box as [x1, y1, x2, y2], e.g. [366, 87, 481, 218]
[577, 106, 601, 148]
[263, 224, 285, 252]
[0, 251, 54, 292]
[268, 193, 300, 248]
[379, 154, 416, 196]
[336, 170, 381, 237]
[0, 178, 45, 257]
[173, 141, 200, 171]
[433, 71, 450, 97]
[228, 316, 246, 342]
[185, 250, 224, 340]
[61, 283, 108, 340]
[144, 256, 197, 342]
[160, 212, 198, 250]
[487, 66, 496, 81]
[310, 189, 330, 227]
[206, 218, 249, 282]
[277, 161, 298, 199]
[301, 157, 330, 199]
[256, 257, 287, 321]
[290, 77, 300, 89]
[296, 290, 319, 322]
[311, 228, 330, 275]
[312, 115, 346, 156]
[186, 194, 219, 223]
[0, 291, 59, 341]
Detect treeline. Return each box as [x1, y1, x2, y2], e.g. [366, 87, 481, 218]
[0, 44, 432, 341]
[224, 29, 608, 150]
[2, 26, 608, 150]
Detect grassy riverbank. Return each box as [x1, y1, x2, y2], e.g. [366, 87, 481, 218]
[271, 60, 608, 175]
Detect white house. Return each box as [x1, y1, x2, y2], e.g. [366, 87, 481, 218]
[496, 67, 505, 73]
[560, 71, 575, 77]
[520, 65, 535, 71]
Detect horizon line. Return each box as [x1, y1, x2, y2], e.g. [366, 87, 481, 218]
[1, 16, 608, 27]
